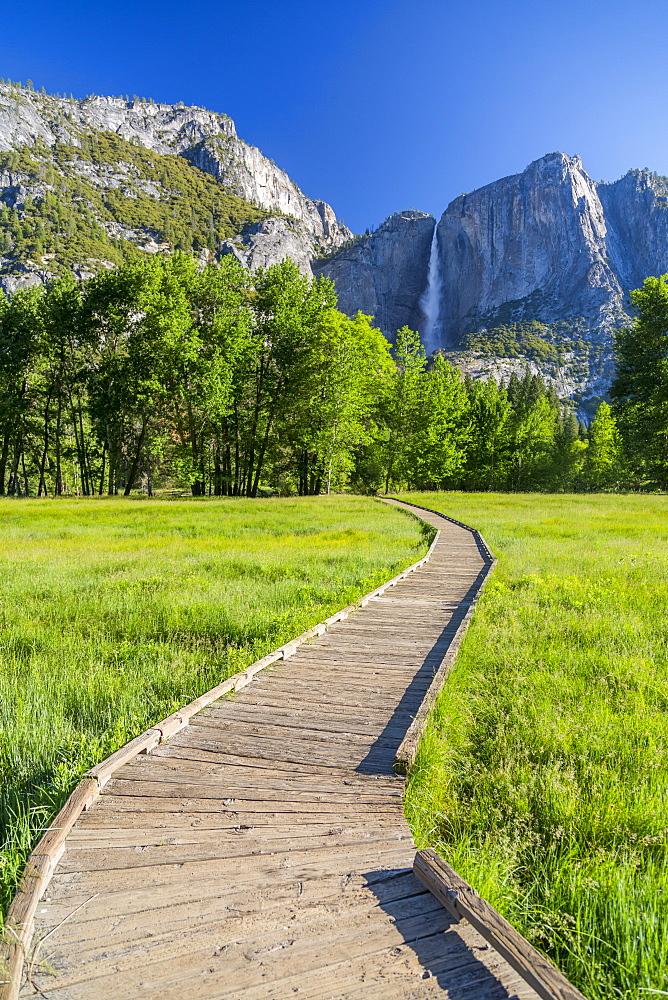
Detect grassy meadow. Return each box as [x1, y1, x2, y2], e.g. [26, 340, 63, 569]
[0, 495, 428, 915]
[401, 493, 668, 1000]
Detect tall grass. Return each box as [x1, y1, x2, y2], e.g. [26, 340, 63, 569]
[0, 495, 428, 915]
[401, 492, 668, 1000]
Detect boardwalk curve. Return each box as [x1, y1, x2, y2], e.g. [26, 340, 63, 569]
[5, 499, 541, 1000]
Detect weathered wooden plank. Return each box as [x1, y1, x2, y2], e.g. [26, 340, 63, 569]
[414, 850, 586, 1000]
[18, 899, 455, 996]
[66, 818, 403, 849]
[185, 714, 411, 747]
[111, 761, 405, 795]
[102, 771, 405, 802]
[66, 792, 404, 817]
[47, 843, 414, 896]
[76, 805, 403, 832]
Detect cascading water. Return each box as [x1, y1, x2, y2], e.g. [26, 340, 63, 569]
[419, 221, 443, 355]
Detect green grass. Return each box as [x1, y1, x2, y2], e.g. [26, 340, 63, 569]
[400, 492, 668, 1000]
[0, 495, 428, 916]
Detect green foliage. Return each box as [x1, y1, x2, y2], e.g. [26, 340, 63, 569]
[459, 320, 588, 363]
[403, 492, 668, 1000]
[586, 401, 622, 490]
[463, 375, 511, 490]
[0, 257, 399, 499]
[0, 131, 267, 275]
[0, 495, 426, 913]
[287, 309, 394, 494]
[0, 256, 647, 498]
[380, 327, 469, 492]
[611, 274, 668, 488]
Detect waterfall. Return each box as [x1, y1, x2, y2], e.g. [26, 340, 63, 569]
[419, 222, 442, 355]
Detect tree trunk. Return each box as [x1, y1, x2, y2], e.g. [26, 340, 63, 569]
[54, 394, 63, 496]
[107, 436, 116, 496]
[38, 391, 53, 496]
[8, 431, 22, 496]
[250, 410, 275, 498]
[0, 426, 11, 495]
[99, 442, 106, 495]
[232, 403, 241, 496]
[69, 397, 86, 496]
[213, 443, 222, 496]
[73, 399, 90, 496]
[21, 448, 29, 496]
[250, 386, 281, 498]
[123, 417, 148, 496]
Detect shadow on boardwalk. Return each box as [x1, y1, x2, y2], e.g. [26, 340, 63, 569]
[356, 567, 489, 776]
[364, 869, 514, 998]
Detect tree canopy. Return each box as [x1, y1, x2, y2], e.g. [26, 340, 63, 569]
[0, 252, 636, 498]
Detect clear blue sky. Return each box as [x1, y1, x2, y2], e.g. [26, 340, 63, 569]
[2, 0, 667, 233]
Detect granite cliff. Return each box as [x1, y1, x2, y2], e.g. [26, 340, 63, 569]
[318, 153, 668, 409]
[313, 210, 435, 338]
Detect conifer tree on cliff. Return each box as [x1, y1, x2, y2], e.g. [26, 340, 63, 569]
[611, 275, 668, 489]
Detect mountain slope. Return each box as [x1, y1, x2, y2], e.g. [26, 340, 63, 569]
[0, 82, 350, 291]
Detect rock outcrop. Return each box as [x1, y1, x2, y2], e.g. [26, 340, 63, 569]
[322, 153, 668, 349]
[598, 168, 668, 294]
[319, 153, 668, 407]
[0, 85, 350, 247]
[313, 211, 435, 338]
[436, 153, 626, 344]
[219, 216, 317, 276]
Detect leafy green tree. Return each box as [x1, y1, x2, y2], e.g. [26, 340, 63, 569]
[550, 406, 587, 491]
[0, 288, 43, 495]
[463, 377, 511, 490]
[164, 254, 252, 495]
[382, 327, 428, 492]
[289, 310, 393, 494]
[381, 330, 469, 491]
[611, 274, 668, 488]
[226, 260, 337, 497]
[586, 401, 621, 490]
[408, 355, 469, 489]
[35, 276, 87, 495]
[506, 368, 558, 490]
[83, 256, 188, 494]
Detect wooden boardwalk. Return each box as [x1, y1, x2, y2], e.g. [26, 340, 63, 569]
[17, 501, 540, 1000]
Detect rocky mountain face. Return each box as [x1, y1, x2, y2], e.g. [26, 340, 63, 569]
[319, 152, 668, 409]
[0, 83, 350, 291]
[436, 153, 624, 340]
[313, 210, 435, 338]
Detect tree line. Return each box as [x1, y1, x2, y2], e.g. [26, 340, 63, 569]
[0, 251, 660, 499]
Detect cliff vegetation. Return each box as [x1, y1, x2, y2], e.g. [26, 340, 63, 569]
[0, 132, 268, 278]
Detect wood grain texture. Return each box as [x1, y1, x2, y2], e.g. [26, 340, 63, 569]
[415, 850, 587, 1000]
[5, 499, 549, 1000]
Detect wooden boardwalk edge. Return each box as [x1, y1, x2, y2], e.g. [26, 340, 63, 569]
[0, 500, 440, 1000]
[414, 849, 587, 1000]
[383, 497, 497, 773]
